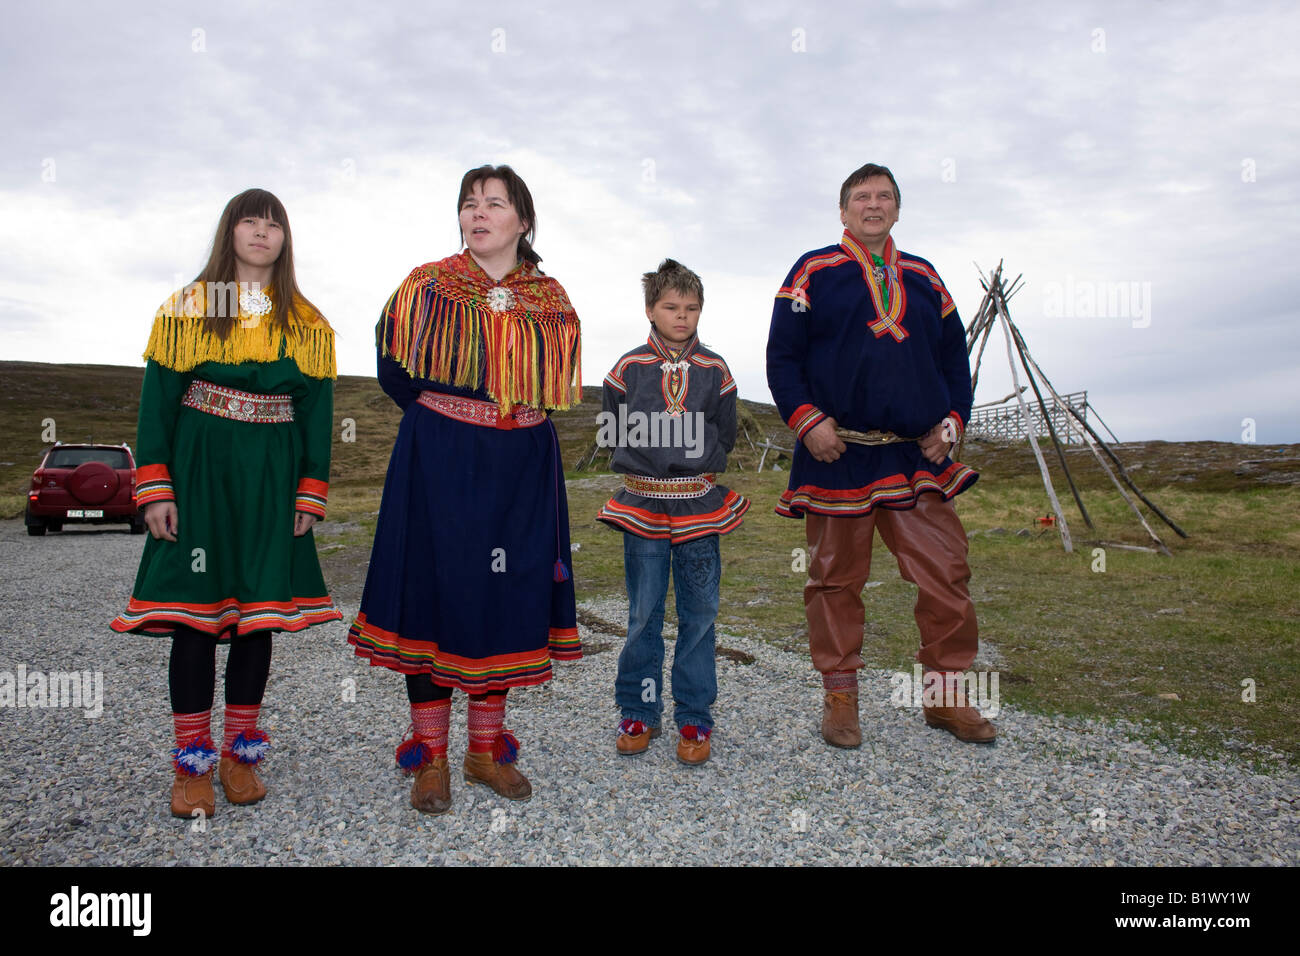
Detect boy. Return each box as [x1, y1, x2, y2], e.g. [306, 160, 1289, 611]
[596, 259, 749, 766]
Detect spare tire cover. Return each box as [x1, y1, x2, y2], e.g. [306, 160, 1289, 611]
[67, 462, 119, 504]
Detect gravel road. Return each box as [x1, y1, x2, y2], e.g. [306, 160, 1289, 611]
[1, 519, 1295, 866]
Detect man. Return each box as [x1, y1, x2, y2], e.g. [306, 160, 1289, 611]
[766, 162, 995, 746]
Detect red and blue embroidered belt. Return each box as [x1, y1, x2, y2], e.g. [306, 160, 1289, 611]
[623, 474, 716, 500]
[182, 380, 294, 423]
[417, 391, 546, 429]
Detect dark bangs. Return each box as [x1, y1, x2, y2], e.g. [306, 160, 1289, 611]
[228, 188, 289, 230]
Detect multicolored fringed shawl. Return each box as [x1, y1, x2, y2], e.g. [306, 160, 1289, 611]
[143, 285, 337, 380]
[379, 252, 582, 414]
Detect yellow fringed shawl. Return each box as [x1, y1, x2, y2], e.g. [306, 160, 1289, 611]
[143, 285, 337, 380]
[379, 253, 581, 413]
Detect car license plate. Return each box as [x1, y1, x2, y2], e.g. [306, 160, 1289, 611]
[66, 509, 103, 518]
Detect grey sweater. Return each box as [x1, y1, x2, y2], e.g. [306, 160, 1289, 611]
[596, 330, 749, 541]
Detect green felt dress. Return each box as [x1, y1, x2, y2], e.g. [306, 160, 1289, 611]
[111, 289, 341, 638]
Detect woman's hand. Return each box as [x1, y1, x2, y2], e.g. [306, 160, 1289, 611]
[294, 511, 318, 537]
[144, 501, 179, 541]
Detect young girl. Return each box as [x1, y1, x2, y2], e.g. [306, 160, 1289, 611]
[111, 188, 341, 818]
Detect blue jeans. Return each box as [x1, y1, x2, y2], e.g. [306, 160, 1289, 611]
[616, 533, 720, 731]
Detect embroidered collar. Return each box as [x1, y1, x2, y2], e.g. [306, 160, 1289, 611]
[459, 250, 531, 288]
[647, 329, 697, 363]
[381, 252, 581, 412]
[838, 230, 909, 342]
[839, 229, 899, 272]
[414, 252, 575, 318]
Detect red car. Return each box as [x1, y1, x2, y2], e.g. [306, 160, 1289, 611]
[25, 443, 145, 536]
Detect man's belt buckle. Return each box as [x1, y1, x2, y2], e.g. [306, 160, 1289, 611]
[834, 427, 912, 446]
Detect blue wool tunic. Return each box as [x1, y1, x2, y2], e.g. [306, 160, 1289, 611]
[347, 254, 580, 691]
[766, 230, 977, 517]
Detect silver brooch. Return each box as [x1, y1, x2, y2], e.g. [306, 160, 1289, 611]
[486, 286, 516, 312]
[239, 288, 272, 316]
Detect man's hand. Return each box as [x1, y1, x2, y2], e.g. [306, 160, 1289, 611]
[294, 511, 318, 537]
[919, 418, 956, 465]
[144, 501, 178, 542]
[803, 417, 847, 463]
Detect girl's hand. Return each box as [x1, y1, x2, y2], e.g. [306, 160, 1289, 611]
[145, 501, 179, 541]
[294, 511, 318, 537]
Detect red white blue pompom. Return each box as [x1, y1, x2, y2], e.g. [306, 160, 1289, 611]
[172, 736, 219, 776]
[228, 730, 270, 765]
[679, 725, 711, 742]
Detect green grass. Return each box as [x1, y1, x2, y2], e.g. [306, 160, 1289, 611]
[563, 470, 1300, 772]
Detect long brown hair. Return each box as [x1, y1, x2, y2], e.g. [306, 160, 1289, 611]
[457, 165, 542, 265]
[192, 188, 320, 338]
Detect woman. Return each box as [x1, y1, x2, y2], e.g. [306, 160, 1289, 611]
[348, 165, 582, 814]
[111, 188, 341, 818]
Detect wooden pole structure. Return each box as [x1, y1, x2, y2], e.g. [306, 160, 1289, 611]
[1004, 320, 1173, 554]
[998, 280, 1095, 530]
[994, 289, 1073, 552]
[1004, 317, 1187, 543]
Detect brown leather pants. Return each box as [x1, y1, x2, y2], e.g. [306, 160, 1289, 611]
[804, 494, 978, 674]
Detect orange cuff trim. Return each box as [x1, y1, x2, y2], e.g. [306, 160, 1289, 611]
[295, 477, 328, 519]
[136, 463, 172, 483]
[134, 463, 175, 507]
[788, 404, 826, 440]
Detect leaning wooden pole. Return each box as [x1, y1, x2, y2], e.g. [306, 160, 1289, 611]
[999, 283, 1095, 530]
[1007, 324, 1172, 555]
[968, 310, 996, 401]
[1005, 318, 1187, 541]
[993, 283, 1072, 552]
[962, 264, 1002, 459]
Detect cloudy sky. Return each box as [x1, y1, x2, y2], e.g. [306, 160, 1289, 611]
[3, 0, 1297, 442]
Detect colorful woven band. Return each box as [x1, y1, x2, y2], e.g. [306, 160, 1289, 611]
[622, 474, 716, 500]
[417, 391, 546, 429]
[182, 380, 294, 424]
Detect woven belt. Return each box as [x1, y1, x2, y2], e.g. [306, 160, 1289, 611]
[622, 474, 715, 500]
[182, 380, 293, 423]
[834, 427, 915, 446]
[417, 391, 545, 429]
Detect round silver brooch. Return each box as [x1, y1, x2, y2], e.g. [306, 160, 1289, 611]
[239, 288, 273, 316]
[486, 286, 516, 312]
